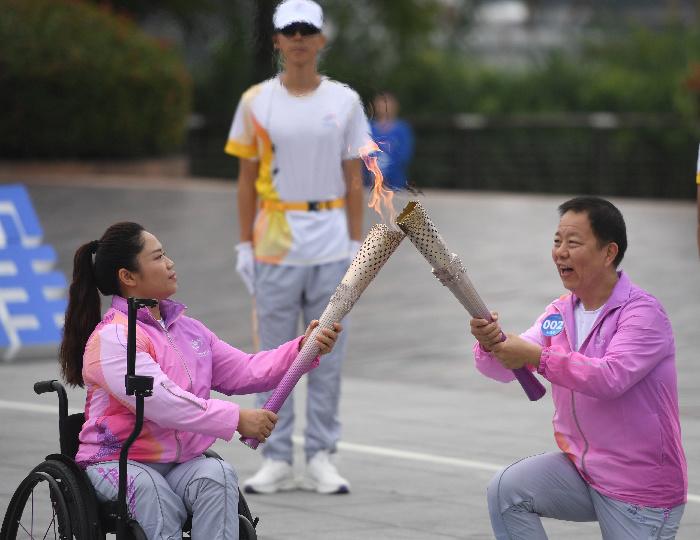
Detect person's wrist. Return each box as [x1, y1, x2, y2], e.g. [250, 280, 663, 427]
[528, 344, 542, 368]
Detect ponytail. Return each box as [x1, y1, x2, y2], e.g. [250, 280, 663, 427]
[59, 222, 145, 387]
[60, 242, 101, 386]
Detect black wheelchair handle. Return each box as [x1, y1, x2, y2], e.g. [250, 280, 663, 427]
[34, 379, 71, 455]
[34, 380, 59, 395]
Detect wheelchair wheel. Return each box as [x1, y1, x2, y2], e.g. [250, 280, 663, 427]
[1, 459, 92, 539]
[237, 489, 255, 525]
[239, 515, 257, 540]
[238, 489, 258, 540]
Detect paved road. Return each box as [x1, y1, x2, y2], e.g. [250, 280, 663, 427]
[0, 175, 698, 538]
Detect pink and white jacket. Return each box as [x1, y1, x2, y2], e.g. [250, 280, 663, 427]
[474, 271, 687, 508]
[75, 296, 316, 465]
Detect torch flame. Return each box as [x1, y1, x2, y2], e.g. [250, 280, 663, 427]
[359, 140, 397, 224]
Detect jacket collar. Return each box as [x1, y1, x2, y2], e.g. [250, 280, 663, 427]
[552, 270, 630, 350]
[110, 295, 186, 329]
[553, 269, 631, 314]
[554, 270, 632, 313]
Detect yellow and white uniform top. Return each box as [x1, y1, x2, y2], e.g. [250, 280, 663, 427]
[226, 76, 370, 266]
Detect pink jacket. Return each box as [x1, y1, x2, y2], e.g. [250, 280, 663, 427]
[76, 296, 315, 465]
[474, 271, 687, 508]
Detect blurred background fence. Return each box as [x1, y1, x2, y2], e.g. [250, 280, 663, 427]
[189, 113, 697, 198]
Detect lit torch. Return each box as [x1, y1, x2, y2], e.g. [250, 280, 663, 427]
[360, 140, 397, 223]
[396, 201, 547, 401]
[241, 224, 405, 449]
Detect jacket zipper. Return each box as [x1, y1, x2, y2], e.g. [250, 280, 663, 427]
[142, 309, 193, 462]
[567, 302, 622, 478]
[163, 328, 194, 391]
[147, 312, 194, 391]
[159, 381, 202, 461]
[557, 299, 616, 479]
[131, 306, 190, 462]
[570, 390, 590, 478]
[156, 319, 189, 464]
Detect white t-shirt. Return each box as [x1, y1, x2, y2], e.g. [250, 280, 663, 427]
[225, 76, 371, 266]
[574, 302, 603, 351]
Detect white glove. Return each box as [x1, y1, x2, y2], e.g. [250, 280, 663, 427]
[349, 240, 362, 261]
[235, 242, 255, 295]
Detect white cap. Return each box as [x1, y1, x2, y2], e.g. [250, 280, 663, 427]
[273, 0, 323, 31]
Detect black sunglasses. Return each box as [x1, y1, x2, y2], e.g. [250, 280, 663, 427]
[278, 22, 320, 37]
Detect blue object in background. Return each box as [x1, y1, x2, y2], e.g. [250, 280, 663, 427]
[0, 184, 67, 360]
[367, 119, 414, 191]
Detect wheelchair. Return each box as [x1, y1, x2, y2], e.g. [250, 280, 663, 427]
[1, 298, 259, 540]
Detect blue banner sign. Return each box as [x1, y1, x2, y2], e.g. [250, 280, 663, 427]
[0, 184, 67, 360]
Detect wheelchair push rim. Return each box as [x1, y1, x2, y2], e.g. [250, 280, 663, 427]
[1, 470, 72, 539]
[0, 459, 98, 540]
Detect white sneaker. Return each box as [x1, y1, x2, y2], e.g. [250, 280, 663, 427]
[243, 459, 296, 494]
[301, 450, 350, 494]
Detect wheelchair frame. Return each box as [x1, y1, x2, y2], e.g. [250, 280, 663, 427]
[0, 297, 259, 540]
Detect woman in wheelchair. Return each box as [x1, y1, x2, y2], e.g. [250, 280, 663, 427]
[58, 222, 341, 539]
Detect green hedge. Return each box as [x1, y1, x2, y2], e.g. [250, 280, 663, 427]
[0, 0, 192, 158]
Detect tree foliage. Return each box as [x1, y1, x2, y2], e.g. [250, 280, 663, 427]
[0, 0, 192, 158]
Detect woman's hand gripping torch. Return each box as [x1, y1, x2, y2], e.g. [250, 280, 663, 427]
[395, 201, 546, 401]
[241, 224, 405, 448]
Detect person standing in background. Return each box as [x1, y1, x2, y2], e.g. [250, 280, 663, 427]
[367, 92, 414, 191]
[225, 0, 370, 495]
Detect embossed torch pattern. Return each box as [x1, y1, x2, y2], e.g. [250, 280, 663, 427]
[395, 201, 546, 401]
[242, 224, 405, 448]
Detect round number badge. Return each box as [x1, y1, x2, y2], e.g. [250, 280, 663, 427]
[541, 313, 564, 337]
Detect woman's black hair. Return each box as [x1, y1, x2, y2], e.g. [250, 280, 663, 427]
[59, 222, 145, 387]
[558, 196, 627, 267]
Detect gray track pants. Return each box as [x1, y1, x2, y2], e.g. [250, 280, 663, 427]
[254, 259, 349, 463]
[86, 455, 239, 540]
[488, 452, 685, 539]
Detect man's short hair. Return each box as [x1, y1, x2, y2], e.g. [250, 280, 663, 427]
[558, 196, 627, 267]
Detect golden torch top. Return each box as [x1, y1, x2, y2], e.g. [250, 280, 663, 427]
[395, 201, 453, 270]
[342, 223, 405, 295]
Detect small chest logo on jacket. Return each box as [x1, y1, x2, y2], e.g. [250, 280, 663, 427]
[190, 338, 208, 357]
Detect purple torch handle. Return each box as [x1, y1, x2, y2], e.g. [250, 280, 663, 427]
[513, 366, 546, 401]
[241, 327, 324, 449]
[492, 323, 547, 402]
[456, 288, 546, 402]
